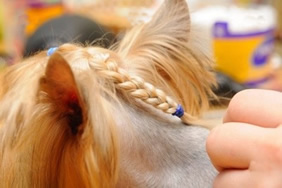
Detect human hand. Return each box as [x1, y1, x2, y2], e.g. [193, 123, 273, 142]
[207, 89, 282, 188]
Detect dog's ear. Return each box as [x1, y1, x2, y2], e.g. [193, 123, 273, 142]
[116, 0, 216, 117]
[117, 0, 190, 56]
[144, 0, 190, 42]
[40, 52, 85, 135]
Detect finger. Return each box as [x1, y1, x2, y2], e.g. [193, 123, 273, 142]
[224, 89, 282, 128]
[213, 169, 252, 188]
[206, 122, 272, 171]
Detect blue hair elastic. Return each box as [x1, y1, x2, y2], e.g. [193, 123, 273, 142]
[172, 104, 184, 118]
[47, 47, 58, 56]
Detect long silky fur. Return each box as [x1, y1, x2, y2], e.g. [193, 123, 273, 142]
[0, 52, 119, 187]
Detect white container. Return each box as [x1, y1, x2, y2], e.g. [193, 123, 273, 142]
[192, 5, 277, 86]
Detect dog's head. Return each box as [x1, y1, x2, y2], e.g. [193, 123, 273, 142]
[0, 0, 216, 187]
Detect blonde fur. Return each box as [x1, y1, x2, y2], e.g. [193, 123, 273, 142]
[0, 0, 217, 187]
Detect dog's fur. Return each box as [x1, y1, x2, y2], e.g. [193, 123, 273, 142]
[0, 0, 218, 187]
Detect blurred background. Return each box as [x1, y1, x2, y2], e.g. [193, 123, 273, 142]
[0, 0, 282, 98]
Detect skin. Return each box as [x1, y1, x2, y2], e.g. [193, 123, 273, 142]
[207, 89, 282, 188]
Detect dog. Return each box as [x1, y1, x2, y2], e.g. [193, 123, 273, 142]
[0, 0, 218, 187]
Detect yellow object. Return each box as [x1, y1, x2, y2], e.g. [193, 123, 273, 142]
[213, 22, 275, 86]
[25, 3, 64, 36]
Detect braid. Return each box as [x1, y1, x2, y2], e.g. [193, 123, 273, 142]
[56, 45, 195, 124]
[86, 50, 195, 124]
